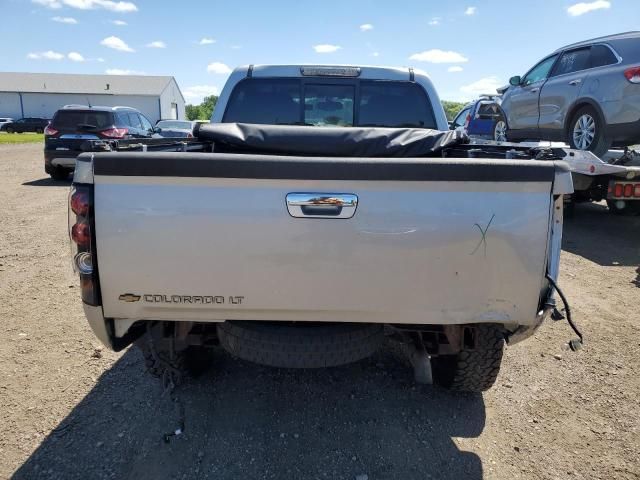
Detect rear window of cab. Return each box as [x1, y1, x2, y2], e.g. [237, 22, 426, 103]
[222, 78, 437, 129]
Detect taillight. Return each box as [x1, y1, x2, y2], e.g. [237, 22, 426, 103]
[100, 127, 128, 139]
[635, 185, 640, 197]
[624, 66, 640, 84]
[624, 184, 634, 197]
[44, 124, 59, 136]
[614, 184, 624, 197]
[69, 185, 100, 305]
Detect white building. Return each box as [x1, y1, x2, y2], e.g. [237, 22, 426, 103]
[0, 72, 185, 123]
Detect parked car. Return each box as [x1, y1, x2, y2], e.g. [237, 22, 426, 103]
[0, 117, 14, 130]
[44, 105, 156, 180]
[154, 119, 197, 138]
[70, 64, 577, 393]
[450, 95, 503, 139]
[497, 31, 640, 156]
[1, 117, 49, 133]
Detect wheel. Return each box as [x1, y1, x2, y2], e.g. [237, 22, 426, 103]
[431, 324, 505, 392]
[35, 128, 43, 134]
[5, 127, 14, 134]
[217, 321, 384, 368]
[50, 169, 69, 181]
[568, 106, 611, 158]
[606, 199, 640, 216]
[135, 335, 213, 386]
[493, 119, 507, 142]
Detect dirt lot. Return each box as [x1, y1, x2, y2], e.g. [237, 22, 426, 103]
[1, 143, 639, 480]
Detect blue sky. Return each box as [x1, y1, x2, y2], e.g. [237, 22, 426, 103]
[2, 0, 639, 103]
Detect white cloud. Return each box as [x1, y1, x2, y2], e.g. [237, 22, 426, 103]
[33, 0, 62, 8]
[428, 17, 441, 26]
[27, 50, 65, 60]
[371, 52, 380, 57]
[567, 0, 610, 16]
[52, 16, 77, 23]
[313, 44, 342, 53]
[448, 66, 464, 73]
[409, 49, 469, 63]
[34, 0, 137, 11]
[206, 62, 232, 74]
[199, 37, 216, 45]
[460, 76, 503, 97]
[112, 19, 127, 25]
[100, 36, 134, 52]
[105, 68, 144, 75]
[464, 6, 477, 15]
[68, 51, 85, 61]
[183, 85, 220, 102]
[146, 41, 166, 48]
[359, 23, 373, 32]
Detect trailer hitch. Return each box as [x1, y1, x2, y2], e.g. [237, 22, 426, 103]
[545, 274, 583, 352]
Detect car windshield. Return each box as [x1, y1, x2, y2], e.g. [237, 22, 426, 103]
[52, 110, 112, 130]
[157, 120, 193, 129]
[223, 78, 436, 129]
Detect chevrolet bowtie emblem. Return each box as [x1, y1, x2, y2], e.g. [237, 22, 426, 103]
[119, 293, 141, 302]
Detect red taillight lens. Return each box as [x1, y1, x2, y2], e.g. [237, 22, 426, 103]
[70, 189, 90, 216]
[71, 222, 91, 247]
[100, 127, 128, 139]
[44, 124, 58, 136]
[624, 66, 640, 84]
[624, 184, 634, 197]
[614, 184, 624, 197]
[635, 185, 640, 197]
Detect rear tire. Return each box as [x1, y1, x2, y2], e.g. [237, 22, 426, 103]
[431, 324, 505, 392]
[50, 168, 69, 181]
[607, 199, 640, 216]
[6, 127, 14, 134]
[568, 106, 611, 158]
[36, 128, 44, 134]
[217, 321, 384, 368]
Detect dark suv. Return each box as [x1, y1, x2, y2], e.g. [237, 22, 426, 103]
[499, 31, 640, 156]
[44, 105, 155, 180]
[1, 117, 50, 133]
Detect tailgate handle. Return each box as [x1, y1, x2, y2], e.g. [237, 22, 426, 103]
[286, 193, 358, 219]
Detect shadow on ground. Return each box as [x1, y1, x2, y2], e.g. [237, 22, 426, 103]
[563, 202, 640, 269]
[13, 347, 485, 480]
[22, 178, 71, 187]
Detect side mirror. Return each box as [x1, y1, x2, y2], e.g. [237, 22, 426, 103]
[509, 76, 521, 86]
[448, 121, 454, 130]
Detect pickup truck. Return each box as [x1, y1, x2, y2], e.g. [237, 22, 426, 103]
[70, 65, 576, 392]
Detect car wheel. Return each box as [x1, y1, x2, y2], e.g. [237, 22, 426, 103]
[6, 127, 14, 134]
[568, 106, 611, 158]
[606, 199, 640, 216]
[493, 120, 507, 142]
[36, 128, 43, 134]
[431, 324, 505, 392]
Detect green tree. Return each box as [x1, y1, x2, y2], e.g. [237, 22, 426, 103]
[441, 100, 466, 121]
[185, 95, 219, 121]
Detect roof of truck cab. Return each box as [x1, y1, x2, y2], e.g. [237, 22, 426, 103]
[555, 31, 640, 52]
[246, 64, 430, 81]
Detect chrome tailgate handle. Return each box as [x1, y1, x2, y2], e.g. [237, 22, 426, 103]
[286, 193, 358, 219]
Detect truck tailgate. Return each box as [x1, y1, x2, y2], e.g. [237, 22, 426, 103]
[92, 152, 563, 327]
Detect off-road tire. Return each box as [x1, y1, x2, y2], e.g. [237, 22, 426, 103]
[217, 321, 384, 368]
[568, 106, 611, 158]
[606, 199, 640, 216]
[135, 337, 213, 385]
[431, 324, 505, 392]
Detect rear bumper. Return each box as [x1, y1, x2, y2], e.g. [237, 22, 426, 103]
[607, 119, 640, 146]
[44, 150, 78, 172]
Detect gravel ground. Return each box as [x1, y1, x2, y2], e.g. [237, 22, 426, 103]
[1, 143, 639, 480]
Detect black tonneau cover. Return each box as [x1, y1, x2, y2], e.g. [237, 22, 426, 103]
[196, 123, 467, 157]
